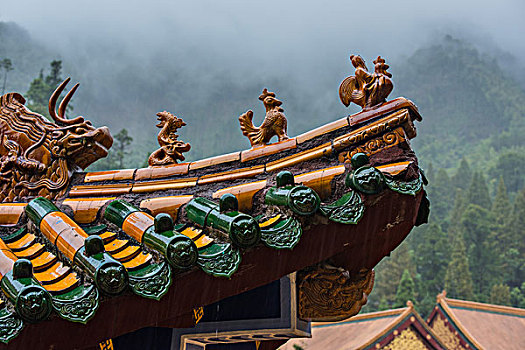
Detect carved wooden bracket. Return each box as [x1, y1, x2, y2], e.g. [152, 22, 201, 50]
[297, 263, 374, 322]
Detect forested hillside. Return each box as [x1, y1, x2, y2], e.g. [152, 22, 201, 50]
[1, 22, 524, 317]
[367, 36, 525, 316]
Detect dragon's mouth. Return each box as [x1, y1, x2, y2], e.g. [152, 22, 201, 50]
[156, 116, 165, 128]
[66, 126, 113, 169]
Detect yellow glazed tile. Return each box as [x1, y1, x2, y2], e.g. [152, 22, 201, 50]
[294, 165, 346, 199]
[34, 262, 71, 285]
[43, 272, 80, 294]
[62, 197, 116, 224]
[6, 233, 36, 251]
[376, 161, 413, 176]
[31, 252, 58, 272]
[265, 142, 333, 173]
[131, 178, 197, 193]
[212, 180, 267, 211]
[122, 252, 152, 271]
[69, 183, 132, 197]
[240, 138, 297, 162]
[135, 163, 189, 181]
[122, 211, 154, 242]
[15, 243, 44, 259]
[104, 239, 129, 253]
[198, 166, 264, 185]
[193, 235, 214, 249]
[140, 195, 193, 220]
[189, 152, 240, 170]
[84, 169, 135, 183]
[99, 231, 118, 243]
[0, 203, 27, 225]
[296, 118, 349, 144]
[111, 245, 141, 262]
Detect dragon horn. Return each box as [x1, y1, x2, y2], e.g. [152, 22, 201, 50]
[48, 78, 84, 125]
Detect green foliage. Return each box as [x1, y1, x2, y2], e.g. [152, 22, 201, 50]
[451, 158, 472, 190]
[394, 269, 416, 308]
[1, 58, 14, 94]
[467, 172, 491, 210]
[444, 233, 474, 300]
[489, 284, 511, 306]
[414, 223, 449, 299]
[510, 283, 525, 308]
[25, 60, 68, 119]
[369, 242, 415, 310]
[460, 204, 497, 299]
[490, 151, 525, 193]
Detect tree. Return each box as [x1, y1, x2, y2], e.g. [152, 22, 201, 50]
[25, 60, 67, 119]
[395, 269, 416, 308]
[489, 284, 511, 306]
[451, 157, 472, 190]
[113, 129, 133, 169]
[415, 223, 449, 301]
[504, 188, 525, 287]
[492, 177, 511, 228]
[510, 283, 525, 308]
[467, 171, 491, 210]
[1, 58, 14, 94]
[369, 242, 416, 310]
[444, 233, 474, 300]
[490, 151, 525, 193]
[447, 189, 467, 240]
[460, 204, 497, 299]
[427, 169, 453, 223]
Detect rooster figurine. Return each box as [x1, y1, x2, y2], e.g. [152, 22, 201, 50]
[339, 55, 393, 110]
[239, 88, 289, 147]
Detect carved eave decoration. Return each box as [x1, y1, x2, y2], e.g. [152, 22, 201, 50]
[0, 78, 112, 202]
[297, 263, 375, 322]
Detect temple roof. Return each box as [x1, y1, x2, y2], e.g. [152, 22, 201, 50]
[427, 292, 525, 350]
[0, 55, 428, 349]
[280, 302, 446, 349]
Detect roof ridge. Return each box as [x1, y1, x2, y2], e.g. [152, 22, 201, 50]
[312, 307, 408, 327]
[438, 297, 485, 349]
[444, 297, 525, 317]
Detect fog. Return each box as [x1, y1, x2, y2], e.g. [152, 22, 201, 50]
[1, 0, 524, 161]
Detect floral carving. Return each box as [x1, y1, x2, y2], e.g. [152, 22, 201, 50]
[52, 285, 99, 324]
[197, 245, 241, 278]
[297, 264, 374, 322]
[129, 262, 172, 301]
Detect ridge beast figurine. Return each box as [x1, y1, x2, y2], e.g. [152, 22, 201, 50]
[339, 55, 393, 109]
[148, 111, 191, 166]
[0, 78, 113, 202]
[239, 88, 289, 147]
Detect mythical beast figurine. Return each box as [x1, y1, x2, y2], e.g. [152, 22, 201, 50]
[148, 111, 191, 166]
[238, 88, 289, 147]
[0, 78, 113, 202]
